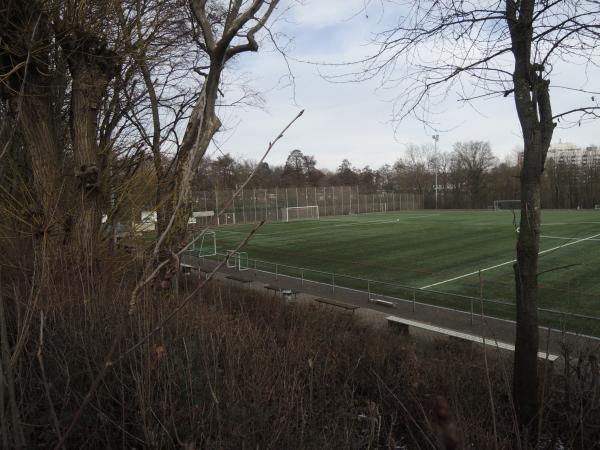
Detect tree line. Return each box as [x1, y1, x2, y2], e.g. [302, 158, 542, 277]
[191, 141, 600, 210]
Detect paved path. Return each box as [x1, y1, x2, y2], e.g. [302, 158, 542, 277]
[182, 254, 600, 358]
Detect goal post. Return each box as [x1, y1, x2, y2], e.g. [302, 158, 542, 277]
[225, 250, 249, 271]
[281, 205, 320, 222]
[190, 230, 216, 257]
[493, 200, 521, 211]
[226, 250, 238, 268]
[218, 213, 236, 225]
[237, 252, 249, 271]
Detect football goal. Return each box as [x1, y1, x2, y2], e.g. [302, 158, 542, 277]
[493, 200, 521, 211]
[190, 230, 216, 257]
[595, 204, 600, 210]
[281, 205, 320, 222]
[217, 212, 236, 225]
[225, 250, 249, 271]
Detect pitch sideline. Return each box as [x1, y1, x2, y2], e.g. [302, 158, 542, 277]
[420, 231, 600, 290]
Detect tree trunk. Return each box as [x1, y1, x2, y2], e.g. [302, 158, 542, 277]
[0, 3, 63, 238]
[70, 67, 108, 254]
[155, 81, 221, 254]
[513, 169, 541, 427]
[62, 28, 118, 256]
[14, 90, 62, 235]
[506, 0, 555, 432]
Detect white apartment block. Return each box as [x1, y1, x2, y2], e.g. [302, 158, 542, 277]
[546, 141, 600, 166]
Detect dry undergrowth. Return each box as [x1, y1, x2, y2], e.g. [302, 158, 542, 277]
[0, 244, 598, 449]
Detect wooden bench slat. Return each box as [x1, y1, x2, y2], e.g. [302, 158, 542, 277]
[314, 298, 359, 311]
[225, 275, 252, 283]
[369, 298, 395, 308]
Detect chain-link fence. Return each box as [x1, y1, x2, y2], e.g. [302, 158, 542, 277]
[195, 252, 600, 337]
[190, 186, 423, 225]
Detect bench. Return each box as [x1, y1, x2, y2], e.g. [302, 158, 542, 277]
[264, 284, 281, 293]
[369, 297, 395, 308]
[180, 263, 210, 275]
[225, 275, 252, 284]
[263, 285, 299, 300]
[386, 316, 559, 362]
[180, 263, 196, 275]
[314, 298, 359, 312]
[281, 289, 299, 300]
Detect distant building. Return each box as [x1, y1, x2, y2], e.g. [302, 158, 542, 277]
[517, 141, 600, 166]
[547, 141, 600, 166]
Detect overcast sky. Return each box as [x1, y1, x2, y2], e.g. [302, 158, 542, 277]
[210, 0, 599, 171]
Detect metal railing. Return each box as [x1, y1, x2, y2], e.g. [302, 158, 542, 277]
[200, 252, 600, 337]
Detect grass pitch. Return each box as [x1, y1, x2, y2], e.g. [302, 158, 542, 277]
[210, 210, 600, 332]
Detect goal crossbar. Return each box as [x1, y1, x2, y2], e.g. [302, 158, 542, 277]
[191, 230, 216, 257]
[493, 200, 520, 211]
[225, 250, 249, 271]
[281, 205, 319, 222]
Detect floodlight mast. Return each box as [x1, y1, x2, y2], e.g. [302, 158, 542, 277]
[432, 134, 440, 209]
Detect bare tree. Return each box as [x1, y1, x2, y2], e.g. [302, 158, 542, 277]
[452, 141, 496, 208]
[112, 0, 202, 247]
[396, 143, 434, 198]
[53, 2, 120, 253]
[0, 0, 123, 254]
[166, 1, 279, 237]
[350, 0, 600, 432]
[0, 1, 64, 236]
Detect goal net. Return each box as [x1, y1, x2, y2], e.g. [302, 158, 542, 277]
[218, 213, 236, 225]
[281, 205, 320, 222]
[190, 230, 216, 257]
[225, 250, 249, 271]
[493, 200, 521, 211]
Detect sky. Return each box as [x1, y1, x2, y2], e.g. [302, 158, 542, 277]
[211, 0, 599, 171]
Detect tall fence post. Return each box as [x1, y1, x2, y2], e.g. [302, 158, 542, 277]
[412, 288, 416, 312]
[470, 298, 474, 325]
[367, 279, 371, 299]
[301, 269, 304, 287]
[275, 263, 278, 280]
[275, 187, 278, 221]
[332, 273, 335, 293]
[253, 188, 257, 222]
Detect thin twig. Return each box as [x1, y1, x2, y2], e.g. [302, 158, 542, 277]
[117, 221, 264, 362]
[369, 369, 437, 449]
[0, 271, 25, 449]
[36, 312, 64, 445]
[215, 109, 304, 218]
[0, 15, 41, 162]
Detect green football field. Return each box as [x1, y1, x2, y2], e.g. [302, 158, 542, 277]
[207, 210, 600, 332]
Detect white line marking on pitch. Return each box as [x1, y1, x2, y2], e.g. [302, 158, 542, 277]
[541, 221, 600, 227]
[541, 234, 600, 241]
[420, 232, 600, 289]
[216, 215, 437, 236]
[321, 214, 439, 226]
